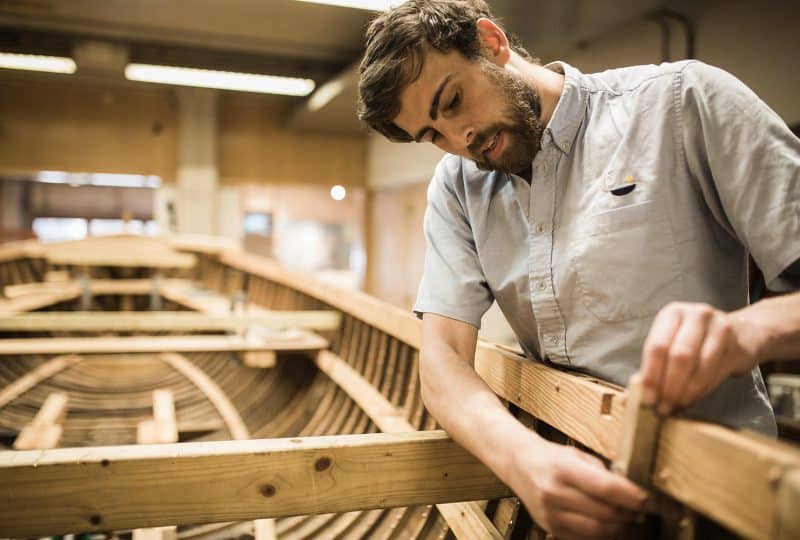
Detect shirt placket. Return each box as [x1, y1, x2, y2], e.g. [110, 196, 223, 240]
[528, 143, 569, 364]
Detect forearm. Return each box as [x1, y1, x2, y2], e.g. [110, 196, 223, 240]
[732, 290, 800, 364]
[419, 339, 542, 484]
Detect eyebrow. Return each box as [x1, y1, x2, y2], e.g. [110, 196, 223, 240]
[413, 74, 453, 143]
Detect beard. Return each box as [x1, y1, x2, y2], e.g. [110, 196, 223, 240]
[467, 59, 545, 175]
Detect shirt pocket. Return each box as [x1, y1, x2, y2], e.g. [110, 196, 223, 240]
[571, 200, 683, 322]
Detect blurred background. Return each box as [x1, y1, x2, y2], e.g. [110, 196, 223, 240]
[0, 0, 797, 344]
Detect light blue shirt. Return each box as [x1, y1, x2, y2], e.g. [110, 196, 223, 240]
[414, 60, 800, 435]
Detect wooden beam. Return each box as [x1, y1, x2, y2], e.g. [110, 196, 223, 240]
[0, 430, 512, 537]
[474, 342, 800, 540]
[13, 392, 68, 450]
[134, 390, 179, 540]
[0, 311, 341, 333]
[315, 351, 503, 540]
[0, 332, 328, 356]
[159, 353, 250, 440]
[3, 279, 194, 300]
[0, 287, 81, 314]
[0, 355, 82, 408]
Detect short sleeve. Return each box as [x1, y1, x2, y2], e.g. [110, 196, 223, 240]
[413, 158, 493, 328]
[680, 61, 800, 290]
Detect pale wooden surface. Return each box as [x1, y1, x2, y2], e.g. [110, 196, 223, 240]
[0, 332, 328, 356]
[0, 355, 82, 408]
[475, 342, 800, 540]
[315, 351, 503, 540]
[0, 430, 511, 537]
[13, 392, 68, 450]
[0, 311, 341, 332]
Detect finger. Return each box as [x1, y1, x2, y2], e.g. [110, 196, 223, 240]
[547, 484, 634, 522]
[564, 459, 649, 511]
[659, 309, 711, 414]
[640, 305, 683, 407]
[680, 315, 730, 407]
[550, 510, 622, 540]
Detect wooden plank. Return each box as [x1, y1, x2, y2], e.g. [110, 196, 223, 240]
[4, 279, 194, 299]
[0, 287, 82, 314]
[13, 392, 68, 450]
[0, 311, 341, 333]
[474, 342, 800, 540]
[0, 355, 82, 408]
[0, 430, 512, 537]
[0, 332, 328, 356]
[242, 351, 277, 368]
[159, 352, 250, 440]
[315, 351, 503, 540]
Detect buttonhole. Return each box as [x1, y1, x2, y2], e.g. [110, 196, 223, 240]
[610, 184, 636, 196]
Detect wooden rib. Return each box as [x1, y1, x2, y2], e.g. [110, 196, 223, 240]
[13, 392, 69, 450]
[158, 352, 250, 440]
[0, 430, 512, 537]
[0, 311, 341, 332]
[220, 250, 421, 348]
[474, 342, 800, 540]
[0, 355, 83, 408]
[0, 332, 328, 356]
[315, 351, 503, 540]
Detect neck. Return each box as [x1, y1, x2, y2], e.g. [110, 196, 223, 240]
[505, 52, 565, 126]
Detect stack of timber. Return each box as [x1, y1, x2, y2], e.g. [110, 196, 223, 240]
[0, 234, 798, 540]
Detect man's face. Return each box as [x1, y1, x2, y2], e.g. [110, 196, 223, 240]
[393, 49, 544, 175]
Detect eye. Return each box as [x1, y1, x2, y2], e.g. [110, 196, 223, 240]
[446, 92, 461, 112]
[429, 130, 440, 144]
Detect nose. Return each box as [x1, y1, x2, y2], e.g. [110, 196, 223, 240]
[441, 120, 474, 151]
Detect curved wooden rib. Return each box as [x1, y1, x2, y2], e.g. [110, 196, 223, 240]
[159, 352, 250, 441]
[0, 355, 83, 408]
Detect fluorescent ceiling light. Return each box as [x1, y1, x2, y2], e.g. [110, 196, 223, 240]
[125, 63, 315, 96]
[0, 52, 76, 74]
[296, 0, 406, 11]
[308, 79, 345, 111]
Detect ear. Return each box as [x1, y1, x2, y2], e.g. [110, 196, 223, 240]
[476, 17, 510, 66]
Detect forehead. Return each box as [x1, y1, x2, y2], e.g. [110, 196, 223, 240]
[393, 49, 470, 136]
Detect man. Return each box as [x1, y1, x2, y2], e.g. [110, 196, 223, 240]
[358, 1, 800, 538]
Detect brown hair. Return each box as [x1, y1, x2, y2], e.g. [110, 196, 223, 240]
[357, 0, 533, 142]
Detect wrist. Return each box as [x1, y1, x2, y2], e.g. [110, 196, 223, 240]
[495, 425, 550, 487]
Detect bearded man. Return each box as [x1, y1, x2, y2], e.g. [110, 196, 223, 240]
[358, 1, 800, 538]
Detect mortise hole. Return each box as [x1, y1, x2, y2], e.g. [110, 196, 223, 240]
[601, 394, 614, 417]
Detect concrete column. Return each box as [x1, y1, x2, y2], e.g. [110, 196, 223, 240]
[174, 88, 218, 236]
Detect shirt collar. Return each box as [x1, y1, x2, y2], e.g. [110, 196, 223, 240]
[541, 61, 587, 154]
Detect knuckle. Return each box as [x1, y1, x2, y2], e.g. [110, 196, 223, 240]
[670, 347, 695, 364]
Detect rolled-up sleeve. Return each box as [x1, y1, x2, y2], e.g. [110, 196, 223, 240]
[679, 61, 800, 291]
[413, 158, 493, 328]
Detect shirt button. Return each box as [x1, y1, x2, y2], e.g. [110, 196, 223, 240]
[537, 281, 547, 291]
[535, 223, 545, 234]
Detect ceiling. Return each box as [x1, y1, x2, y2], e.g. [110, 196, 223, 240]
[0, 0, 665, 135]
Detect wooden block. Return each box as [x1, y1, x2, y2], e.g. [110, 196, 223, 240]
[13, 392, 69, 450]
[242, 351, 277, 368]
[45, 270, 71, 283]
[614, 375, 661, 486]
[254, 519, 277, 540]
[132, 527, 177, 540]
[0, 430, 512, 537]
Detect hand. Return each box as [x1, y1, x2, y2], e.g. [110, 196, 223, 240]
[510, 439, 648, 539]
[639, 302, 763, 415]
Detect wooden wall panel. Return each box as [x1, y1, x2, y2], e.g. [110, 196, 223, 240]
[365, 181, 428, 309]
[218, 93, 366, 187]
[0, 75, 178, 179]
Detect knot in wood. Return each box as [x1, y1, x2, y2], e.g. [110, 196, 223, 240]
[315, 456, 332, 472]
[260, 484, 277, 497]
[89, 514, 102, 526]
